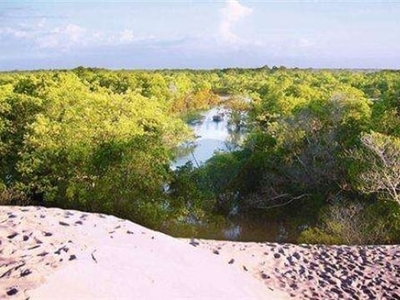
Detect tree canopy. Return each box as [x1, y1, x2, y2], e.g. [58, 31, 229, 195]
[1, 67, 400, 243]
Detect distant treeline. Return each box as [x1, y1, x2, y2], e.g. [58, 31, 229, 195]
[1, 67, 400, 244]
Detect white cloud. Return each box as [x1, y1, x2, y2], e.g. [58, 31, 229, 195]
[37, 18, 46, 28]
[36, 25, 139, 50]
[36, 24, 87, 50]
[119, 29, 135, 43]
[297, 38, 314, 48]
[0, 27, 31, 39]
[219, 0, 252, 44]
[0, 19, 50, 42]
[64, 24, 86, 43]
[0, 21, 70, 48]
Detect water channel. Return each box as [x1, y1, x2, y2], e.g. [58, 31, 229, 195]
[172, 107, 234, 169]
[167, 107, 303, 243]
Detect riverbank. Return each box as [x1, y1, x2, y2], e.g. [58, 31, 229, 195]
[184, 239, 400, 299]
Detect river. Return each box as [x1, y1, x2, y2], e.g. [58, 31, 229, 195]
[172, 107, 236, 169]
[167, 107, 303, 243]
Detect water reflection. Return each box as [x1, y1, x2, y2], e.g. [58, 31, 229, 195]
[193, 108, 230, 141]
[163, 211, 302, 243]
[223, 224, 241, 240]
[168, 107, 304, 242]
[172, 107, 244, 169]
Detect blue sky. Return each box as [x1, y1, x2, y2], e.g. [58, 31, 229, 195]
[0, 0, 399, 70]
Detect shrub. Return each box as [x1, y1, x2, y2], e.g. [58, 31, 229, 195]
[298, 199, 399, 245]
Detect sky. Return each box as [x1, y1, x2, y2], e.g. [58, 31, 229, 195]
[0, 0, 399, 70]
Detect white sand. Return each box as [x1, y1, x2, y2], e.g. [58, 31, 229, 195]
[5, 205, 399, 300]
[186, 239, 400, 299]
[0, 206, 288, 299]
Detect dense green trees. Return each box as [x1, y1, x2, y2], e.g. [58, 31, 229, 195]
[1, 67, 400, 243]
[0, 71, 191, 227]
[181, 68, 400, 244]
[351, 132, 400, 204]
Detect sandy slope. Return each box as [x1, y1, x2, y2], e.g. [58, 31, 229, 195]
[3, 205, 400, 300]
[0, 206, 287, 299]
[184, 239, 400, 299]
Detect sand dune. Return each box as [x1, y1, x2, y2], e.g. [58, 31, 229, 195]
[2, 205, 400, 299]
[0, 206, 287, 299]
[184, 239, 400, 299]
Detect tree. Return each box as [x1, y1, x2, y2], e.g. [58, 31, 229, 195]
[242, 84, 371, 210]
[351, 131, 400, 205]
[0, 71, 191, 227]
[298, 200, 399, 245]
[224, 95, 250, 131]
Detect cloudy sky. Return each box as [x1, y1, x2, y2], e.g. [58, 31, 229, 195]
[1, 0, 399, 70]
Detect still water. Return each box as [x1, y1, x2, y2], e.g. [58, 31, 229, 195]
[168, 108, 302, 243]
[163, 212, 301, 243]
[172, 107, 232, 169]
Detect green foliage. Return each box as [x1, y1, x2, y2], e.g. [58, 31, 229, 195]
[1, 67, 400, 243]
[223, 96, 250, 131]
[298, 227, 343, 245]
[349, 131, 400, 204]
[0, 70, 192, 228]
[298, 199, 400, 245]
[168, 162, 214, 223]
[240, 81, 372, 212]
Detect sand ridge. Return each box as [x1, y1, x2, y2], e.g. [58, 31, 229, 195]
[2, 205, 400, 299]
[0, 206, 287, 299]
[185, 239, 400, 299]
